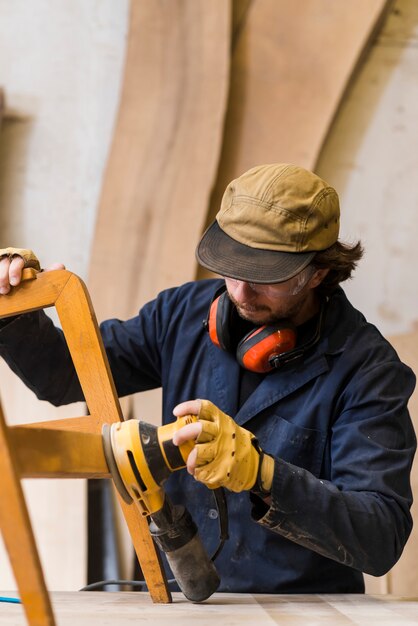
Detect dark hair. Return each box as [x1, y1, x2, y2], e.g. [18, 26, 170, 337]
[312, 240, 364, 296]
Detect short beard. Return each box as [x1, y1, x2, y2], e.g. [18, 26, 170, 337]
[228, 292, 305, 326]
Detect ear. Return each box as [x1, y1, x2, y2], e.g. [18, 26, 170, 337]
[308, 268, 329, 289]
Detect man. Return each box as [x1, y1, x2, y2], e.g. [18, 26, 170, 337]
[0, 163, 416, 593]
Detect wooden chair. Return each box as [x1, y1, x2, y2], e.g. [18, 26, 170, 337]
[0, 269, 170, 626]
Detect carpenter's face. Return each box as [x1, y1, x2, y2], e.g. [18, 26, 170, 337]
[224, 268, 319, 325]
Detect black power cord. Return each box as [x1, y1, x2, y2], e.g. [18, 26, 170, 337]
[81, 487, 229, 592]
[80, 578, 175, 592]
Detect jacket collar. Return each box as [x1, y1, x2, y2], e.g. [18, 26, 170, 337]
[206, 285, 362, 426]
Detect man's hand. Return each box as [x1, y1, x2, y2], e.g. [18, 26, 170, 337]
[0, 247, 64, 295]
[173, 399, 261, 493]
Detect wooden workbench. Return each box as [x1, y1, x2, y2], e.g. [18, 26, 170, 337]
[0, 592, 417, 625]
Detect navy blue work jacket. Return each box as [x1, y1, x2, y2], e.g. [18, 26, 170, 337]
[0, 279, 416, 594]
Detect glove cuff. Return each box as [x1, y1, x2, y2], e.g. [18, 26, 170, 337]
[251, 450, 274, 498]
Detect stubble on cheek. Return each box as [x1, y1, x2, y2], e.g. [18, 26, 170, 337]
[228, 292, 304, 325]
[228, 294, 277, 325]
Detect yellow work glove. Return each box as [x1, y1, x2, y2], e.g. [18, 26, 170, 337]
[193, 400, 261, 493]
[0, 247, 40, 270]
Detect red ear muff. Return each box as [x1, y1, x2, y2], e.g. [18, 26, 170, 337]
[236, 324, 297, 373]
[207, 290, 236, 352]
[206, 286, 326, 372]
[207, 294, 222, 349]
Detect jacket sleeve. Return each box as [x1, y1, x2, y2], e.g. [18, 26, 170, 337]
[0, 285, 182, 406]
[0, 311, 85, 405]
[252, 355, 417, 576]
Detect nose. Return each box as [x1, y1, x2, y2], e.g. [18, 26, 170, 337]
[230, 280, 256, 303]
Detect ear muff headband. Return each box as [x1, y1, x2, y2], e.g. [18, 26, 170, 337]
[237, 325, 297, 374]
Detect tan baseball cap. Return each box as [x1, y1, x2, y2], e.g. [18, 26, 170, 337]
[196, 163, 340, 283]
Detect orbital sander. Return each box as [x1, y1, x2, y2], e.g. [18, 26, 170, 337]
[102, 415, 224, 602]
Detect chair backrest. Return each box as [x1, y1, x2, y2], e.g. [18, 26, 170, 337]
[0, 269, 170, 626]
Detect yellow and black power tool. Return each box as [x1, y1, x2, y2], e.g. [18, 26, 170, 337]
[102, 415, 226, 602]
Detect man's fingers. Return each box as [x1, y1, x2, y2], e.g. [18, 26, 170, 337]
[0, 258, 12, 294]
[172, 422, 202, 447]
[9, 256, 25, 286]
[172, 421, 202, 476]
[186, 447, 198, 475]
[45, 263, 66, 272]
[0, 256, 65, 295]
[0, 256, 25, 294]
[173, 399, 202, 418]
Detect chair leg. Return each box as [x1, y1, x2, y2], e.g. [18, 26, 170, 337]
[0, 402, 56, 626]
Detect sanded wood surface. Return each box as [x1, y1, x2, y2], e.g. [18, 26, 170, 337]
[10, 428, 110, 479]
[20, 415, 100, 433]
[88, 0, 231, 321]
[1, 592, 418, 626]
[198, 0, 390, 279]
[0, 268, 70, 317]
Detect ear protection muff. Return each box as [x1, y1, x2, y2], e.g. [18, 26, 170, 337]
[206, 287, 298, 374]
[207, 287, 238, 353]
[236, 324, 297, 373]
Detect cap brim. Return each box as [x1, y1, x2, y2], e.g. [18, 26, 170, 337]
[196, 221, 315, 284]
